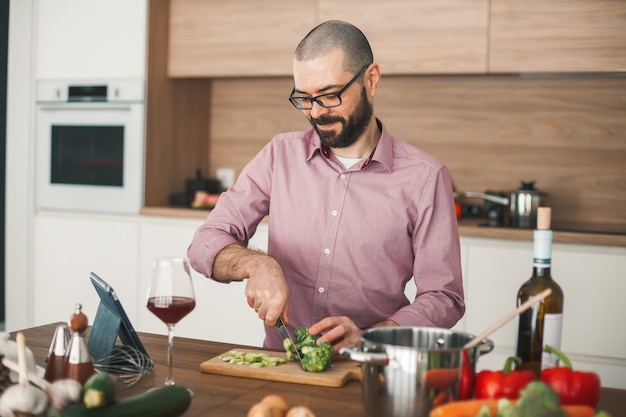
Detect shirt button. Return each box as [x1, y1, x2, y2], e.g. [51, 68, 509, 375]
[331, 210, 338, 216]
[324, 248, 331, 255]
[318, 287, 325, 293]
[340, 173, 346, 180]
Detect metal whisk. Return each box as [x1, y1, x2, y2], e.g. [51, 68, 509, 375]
[93, 345, 153, 387]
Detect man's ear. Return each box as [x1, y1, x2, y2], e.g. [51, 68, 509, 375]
[366, 63, 381, 97]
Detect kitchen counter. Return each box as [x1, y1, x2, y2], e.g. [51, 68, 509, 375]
[458, 218, 626, 247]
[141, 206, 626, 247]
[11, 323, 626, 416]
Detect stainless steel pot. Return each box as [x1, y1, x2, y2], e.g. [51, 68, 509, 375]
[340, 327, 493, 417]
[462, 180, 548, 229]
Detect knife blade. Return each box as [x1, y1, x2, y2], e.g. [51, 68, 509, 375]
[276, 316, 304, 369]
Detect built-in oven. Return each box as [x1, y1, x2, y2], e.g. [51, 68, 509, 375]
[35, 79, 145, 214]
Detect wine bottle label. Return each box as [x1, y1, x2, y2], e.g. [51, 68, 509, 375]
[533, 230, 553, 268]
[541, 313, 563, 370]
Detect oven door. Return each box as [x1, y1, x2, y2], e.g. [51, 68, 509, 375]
[35, 102, 145, 214]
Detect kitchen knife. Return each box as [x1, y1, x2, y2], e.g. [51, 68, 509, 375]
[276, 316, 304, 369]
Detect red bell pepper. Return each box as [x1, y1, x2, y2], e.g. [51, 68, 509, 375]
[540, 345, 601, 407]
[458, 349, 475, 400]
[475, 356, 536, 400]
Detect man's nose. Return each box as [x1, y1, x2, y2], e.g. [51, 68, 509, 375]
[309, 101, 330, 118]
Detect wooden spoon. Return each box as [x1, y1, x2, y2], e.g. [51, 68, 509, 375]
[464, 288, 553, 349]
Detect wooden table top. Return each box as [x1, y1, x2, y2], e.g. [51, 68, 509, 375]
[11, 323, 626, 416]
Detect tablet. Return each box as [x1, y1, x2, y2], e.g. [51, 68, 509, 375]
[88, 272, 151, 367]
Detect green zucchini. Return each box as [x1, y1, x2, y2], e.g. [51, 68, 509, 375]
[55, 384, 192, 417]
[83, 372, 117, 408]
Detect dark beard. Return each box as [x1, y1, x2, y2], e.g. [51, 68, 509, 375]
[309, 87, 373, 149]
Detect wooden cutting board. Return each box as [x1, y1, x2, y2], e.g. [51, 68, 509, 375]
[199, 348, 362, 387]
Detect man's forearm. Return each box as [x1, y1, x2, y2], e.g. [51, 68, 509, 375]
[212, 243, 271, 282]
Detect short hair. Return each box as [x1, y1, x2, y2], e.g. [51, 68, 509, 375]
[294, 20, 374, 74]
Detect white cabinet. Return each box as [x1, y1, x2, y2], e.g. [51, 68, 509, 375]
[137, 217, 266, 347]
[35, 0, 147, 79]
[32, 212, 267, 348]
[33, 213, 140, 326]
[459, 236, 626, 389]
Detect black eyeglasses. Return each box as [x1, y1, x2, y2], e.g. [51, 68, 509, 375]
[288, 64, 369, 110]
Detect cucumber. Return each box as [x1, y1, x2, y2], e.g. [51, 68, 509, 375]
[55, 385, 192, 417]
[83, 372, 117, 408]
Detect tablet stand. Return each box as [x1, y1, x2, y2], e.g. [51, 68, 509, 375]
[87, 301, 123, 366]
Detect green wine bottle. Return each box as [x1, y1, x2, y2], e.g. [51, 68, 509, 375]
[515, 207, 564, 378]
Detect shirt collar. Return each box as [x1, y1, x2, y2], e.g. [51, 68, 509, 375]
[306, 118, 393, 172]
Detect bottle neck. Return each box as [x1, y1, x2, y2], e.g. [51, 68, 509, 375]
[533, 229, 553, 268]
[532, 266, 552, 278]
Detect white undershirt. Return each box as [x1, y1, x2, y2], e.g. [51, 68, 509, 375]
[336, 155, 364, 170]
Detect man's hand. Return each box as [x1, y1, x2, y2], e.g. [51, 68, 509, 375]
[213, 243, 289, 327]
[308, 316, 363, 357]
[309, 317, 399, 356]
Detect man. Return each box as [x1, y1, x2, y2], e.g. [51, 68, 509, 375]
[188, 20, 464, 354]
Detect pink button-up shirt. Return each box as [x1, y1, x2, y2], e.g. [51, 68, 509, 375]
[188, 120, 464, 349]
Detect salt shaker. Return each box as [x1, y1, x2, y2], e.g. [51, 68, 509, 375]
[43, 324, 70, 382]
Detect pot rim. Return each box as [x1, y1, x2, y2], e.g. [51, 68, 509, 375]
[360, 326, 493, 354]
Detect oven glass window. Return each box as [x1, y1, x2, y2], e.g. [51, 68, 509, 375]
[50, 125, 124, 187]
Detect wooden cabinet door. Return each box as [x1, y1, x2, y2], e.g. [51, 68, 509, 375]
[168, 0, 316, 77]
[318, 0, 489, 74]
[490, 0, 626, 73]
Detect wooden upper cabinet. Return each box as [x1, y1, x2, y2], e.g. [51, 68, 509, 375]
[168, 0, 316, 77]
[490, 0, 626, 73]
[318, 0, 489, 74]
[168, 0, 489, 77]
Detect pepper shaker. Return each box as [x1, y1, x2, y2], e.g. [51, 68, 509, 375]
[64, 303, 95, 384]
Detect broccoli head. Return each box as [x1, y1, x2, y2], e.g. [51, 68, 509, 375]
[285, 326, 333, 372]
[497, 381, 566, 417]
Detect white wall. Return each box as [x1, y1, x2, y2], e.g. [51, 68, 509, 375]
[6, 0, 36, 331]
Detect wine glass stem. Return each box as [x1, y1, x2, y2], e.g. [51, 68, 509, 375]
[166, 324, 175, 386]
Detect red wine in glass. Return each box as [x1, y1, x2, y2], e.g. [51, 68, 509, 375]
[147, 296, 196, 325]
[147, 257, 196, 386]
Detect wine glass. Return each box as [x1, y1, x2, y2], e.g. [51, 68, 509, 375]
[146, 257, 196, 386]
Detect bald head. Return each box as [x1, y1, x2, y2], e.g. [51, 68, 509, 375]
[294, 20, 374, 73]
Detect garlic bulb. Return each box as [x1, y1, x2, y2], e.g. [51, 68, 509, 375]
[2, 356, 82, 412]
[45, 379, 83, 411]
[0, 333, 49, 416]
[0, 384, 49, 417]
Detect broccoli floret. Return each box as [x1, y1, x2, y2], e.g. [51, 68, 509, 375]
[283, 338, 297, 361]
[294, 326, 319, 348]
[496, 398, 513, 417]
[300, 341, 333, 372]
[518, 381, 562, 412]
[501, 381, 566, 417]
[286, 326, 333, 372]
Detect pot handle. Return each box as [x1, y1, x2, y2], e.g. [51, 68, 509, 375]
[476, 338, 495, 356]
[339, 344, 390, 365]
[463, 192, 509, 205]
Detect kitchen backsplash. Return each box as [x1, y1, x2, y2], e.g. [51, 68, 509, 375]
[205, 75, 626, 235]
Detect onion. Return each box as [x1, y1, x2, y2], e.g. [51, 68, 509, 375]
[260, 394, 289, 417]
[247, 401, 273, 417]
[286, 405, 316, 417]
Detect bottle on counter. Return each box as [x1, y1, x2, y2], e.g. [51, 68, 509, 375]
[515, 207, 564, 377]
